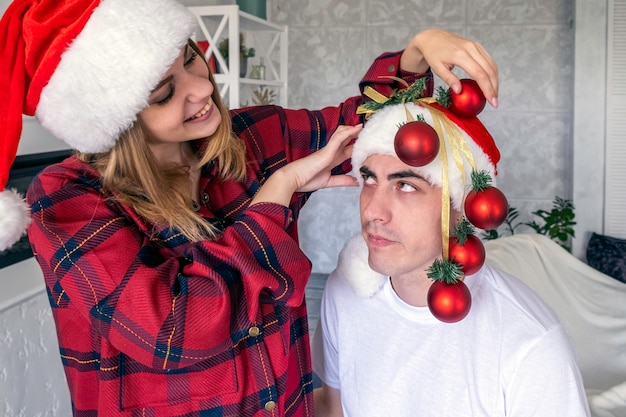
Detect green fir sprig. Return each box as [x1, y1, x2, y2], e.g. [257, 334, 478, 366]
[395, 113, 427, 129]
[451, 218, 476, 246]
[360, 78, 428, 114]
[427, 258, 464, 284]
[470, 170, 495, 192]
[436, 85, 452, 108]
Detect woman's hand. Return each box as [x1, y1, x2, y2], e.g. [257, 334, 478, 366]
[401, 28, 499, 108]
[250, 124, 363, 207]
[290, 124, 362, 193]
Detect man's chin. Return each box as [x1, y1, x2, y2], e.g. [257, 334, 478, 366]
[367, 254, 394, 277]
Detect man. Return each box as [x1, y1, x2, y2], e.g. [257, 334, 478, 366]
[312, 93, 590, 416]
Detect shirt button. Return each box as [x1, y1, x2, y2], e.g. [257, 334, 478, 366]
[201, 193, 210, 203]
[264, 400, 276, 411]
[249, 326, 260, 337]
[387, 64, 395, 72]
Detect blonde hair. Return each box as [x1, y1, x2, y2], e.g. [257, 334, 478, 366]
[78, 40, 247, 241]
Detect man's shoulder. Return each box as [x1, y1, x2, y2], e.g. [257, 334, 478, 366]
[474, 263, 564, 331]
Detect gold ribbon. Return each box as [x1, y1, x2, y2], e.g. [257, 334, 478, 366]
[428, 112, 452, 258]
[416, 99, 478, 260]
[356, 86, 391, 119]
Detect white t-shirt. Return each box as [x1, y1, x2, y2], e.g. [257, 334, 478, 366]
[312, 235, 590, 417]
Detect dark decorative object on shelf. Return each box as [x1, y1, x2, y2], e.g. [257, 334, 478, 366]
[217, 34, 255, 77]
[236, 0, 266, 19]
[0, 149, 72, 268]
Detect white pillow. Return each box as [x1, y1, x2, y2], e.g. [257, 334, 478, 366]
[588, 381, 626, 417]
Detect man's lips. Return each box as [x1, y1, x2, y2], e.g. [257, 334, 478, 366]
[366, 232, 395, 247]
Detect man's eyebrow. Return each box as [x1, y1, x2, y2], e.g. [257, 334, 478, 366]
[388, 170, 427, 181]
[359, 166, 375, 178]
[360, 165, 428, 181]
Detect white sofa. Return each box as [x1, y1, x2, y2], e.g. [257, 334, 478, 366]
[485, 234, 626, 417]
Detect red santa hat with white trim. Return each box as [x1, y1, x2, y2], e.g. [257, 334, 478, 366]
[352, 86, 501, 212]
[0, 0, 197, 251]
[345, 81, 504, 307]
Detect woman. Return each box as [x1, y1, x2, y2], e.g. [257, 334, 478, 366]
[0, 0, 498, 415]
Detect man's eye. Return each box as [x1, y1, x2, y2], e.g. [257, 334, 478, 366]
[398, 182, 417, 192]
[361, 173, 376, 185]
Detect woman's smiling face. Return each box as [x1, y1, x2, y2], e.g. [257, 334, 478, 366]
[139, 44, 221, 149]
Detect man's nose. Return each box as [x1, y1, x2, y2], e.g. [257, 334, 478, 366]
[361, 188, 390, 224]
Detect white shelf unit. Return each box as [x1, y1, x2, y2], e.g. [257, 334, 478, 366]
[187, 5, 288, 109]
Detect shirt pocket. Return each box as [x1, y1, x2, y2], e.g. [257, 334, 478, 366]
[116, 348, 238, 411]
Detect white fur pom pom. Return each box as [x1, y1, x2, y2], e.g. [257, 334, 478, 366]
[0, 188, 32, 252]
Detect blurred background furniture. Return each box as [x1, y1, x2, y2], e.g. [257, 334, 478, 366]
[485, 234, 626, 417]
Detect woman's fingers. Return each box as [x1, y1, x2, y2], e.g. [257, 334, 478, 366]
[407, 29, 499, 107]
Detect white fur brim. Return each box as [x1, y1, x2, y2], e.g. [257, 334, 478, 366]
[0, 189, 31, 252]
[36, 0, 197, 153]
[351, 102, 496, 211]
[337, 234, 387, 298]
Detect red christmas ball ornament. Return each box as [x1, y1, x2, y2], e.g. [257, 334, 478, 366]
[449, 79, 486, 118]
[394, 121, 440, 167]
[464, 186, 508, 230]
[427, 280, 472, 323]
[449, 234, 486, 276]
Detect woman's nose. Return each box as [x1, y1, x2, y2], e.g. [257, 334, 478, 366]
[183, 71, 214, 102]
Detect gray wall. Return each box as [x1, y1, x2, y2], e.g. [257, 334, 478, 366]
[272, 0, 576, 273]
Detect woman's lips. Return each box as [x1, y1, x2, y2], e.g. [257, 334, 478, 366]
[187, 100, 213, 122]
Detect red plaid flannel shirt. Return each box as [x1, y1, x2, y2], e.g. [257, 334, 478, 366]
[26, 51, 432, 416]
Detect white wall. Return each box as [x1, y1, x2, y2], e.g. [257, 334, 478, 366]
[0, 261, 71, 417]
[572, 0, 607, 258]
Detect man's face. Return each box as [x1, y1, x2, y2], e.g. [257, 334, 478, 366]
[359, 154, 446, 281]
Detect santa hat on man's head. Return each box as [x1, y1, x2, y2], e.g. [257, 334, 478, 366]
[0, 0, 197, 251]
[351, 100, 501, 212]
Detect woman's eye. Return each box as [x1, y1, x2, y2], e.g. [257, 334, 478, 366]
[185, 50, 198, 66]
[155, 83, 175, 105]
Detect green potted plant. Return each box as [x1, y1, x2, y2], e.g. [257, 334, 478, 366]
[482, 196, 576, 252]
[218, 33, 255, 77]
